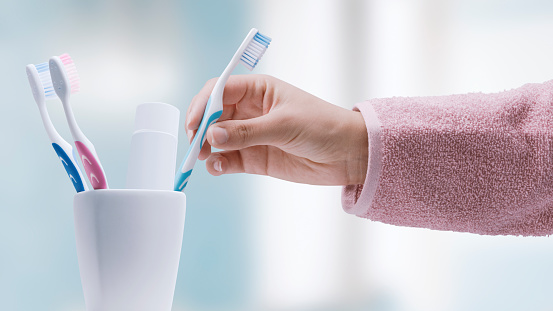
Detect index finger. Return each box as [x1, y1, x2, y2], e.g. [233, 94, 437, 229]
[185, 75, 264, 133]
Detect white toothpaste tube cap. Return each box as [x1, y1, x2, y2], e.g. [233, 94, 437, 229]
[134, 102, 180, 137]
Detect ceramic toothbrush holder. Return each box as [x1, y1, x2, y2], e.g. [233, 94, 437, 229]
[73, 189, 186, 311]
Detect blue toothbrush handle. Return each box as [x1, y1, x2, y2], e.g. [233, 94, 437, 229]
[174, 168, 193, 192]
[52, 143, 88, 192]
[175, 97, 223, 191]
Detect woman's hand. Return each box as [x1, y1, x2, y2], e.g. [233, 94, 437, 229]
[186, 75, 368, 186]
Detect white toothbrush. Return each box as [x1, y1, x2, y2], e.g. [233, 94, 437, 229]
[26, 61, 88, 192]
[49, 53, 109, 189]
[174, 28, 271, 191]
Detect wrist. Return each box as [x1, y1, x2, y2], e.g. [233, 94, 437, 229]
[345, 110, 369, 185]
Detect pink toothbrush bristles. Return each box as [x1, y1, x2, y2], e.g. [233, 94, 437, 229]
[59, 53, 80, 94]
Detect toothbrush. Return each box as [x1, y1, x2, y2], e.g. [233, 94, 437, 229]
[174, 28, 271, 191]
[26, 62, 88, 192]
[49, 53, 109, 189]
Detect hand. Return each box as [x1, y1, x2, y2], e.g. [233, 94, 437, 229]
[186, 75, 368, 186]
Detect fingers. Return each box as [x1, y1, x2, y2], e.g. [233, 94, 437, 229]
[206, 114, 284, 151]
[185, 96, 197, 138]
[186, 79, 216, 134]
[186, 75, 273, 161]
[186, 75, 264, 134]
[205, 151, 245, 176]
[198, 139, 212, 160]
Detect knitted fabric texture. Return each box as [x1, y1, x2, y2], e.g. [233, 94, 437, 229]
[342, 80, 553, 236]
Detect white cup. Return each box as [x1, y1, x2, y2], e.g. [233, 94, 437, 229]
[73, 189, 186, 311]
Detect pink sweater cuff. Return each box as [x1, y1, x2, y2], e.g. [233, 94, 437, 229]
[341, 103, 382, 217]
[342, 80, 553, 236]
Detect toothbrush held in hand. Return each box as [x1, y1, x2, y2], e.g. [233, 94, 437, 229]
[49, 53, 109, 189]
[26, 62, 88, 192]
[174, 28, 271, 191]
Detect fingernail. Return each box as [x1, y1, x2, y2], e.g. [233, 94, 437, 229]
[214, 158, 223, 172]
[211, 127, 228, 145]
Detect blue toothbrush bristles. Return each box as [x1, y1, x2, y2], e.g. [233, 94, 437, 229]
[254, 32, 271, 46]
[35, 62, 56, 100]
[240, 31, 272, 71]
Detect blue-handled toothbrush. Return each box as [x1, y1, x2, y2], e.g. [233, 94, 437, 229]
[174, 28, 271, 191]
[26, 62, 88, 192]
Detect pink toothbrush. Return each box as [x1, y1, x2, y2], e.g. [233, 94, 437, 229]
[49, 54, 108, 189]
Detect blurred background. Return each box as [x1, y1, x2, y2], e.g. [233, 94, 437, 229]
[2, 0, 553, 310]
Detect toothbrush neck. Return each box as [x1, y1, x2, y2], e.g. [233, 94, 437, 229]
[38, 102, 64, 143]
[61, 98, 85, 141]
[214, 59, 239, 95]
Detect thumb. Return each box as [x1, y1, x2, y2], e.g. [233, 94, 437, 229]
[206, 115, 282, 150]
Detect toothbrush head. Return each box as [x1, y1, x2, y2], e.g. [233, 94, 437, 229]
[59, 53, 80, 94]
[49, 53, 80, 100]
[26, 62, 57, 104]
[240, 28, 272, 71]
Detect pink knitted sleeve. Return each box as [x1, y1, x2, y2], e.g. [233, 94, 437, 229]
[342, 80, 553, 236]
